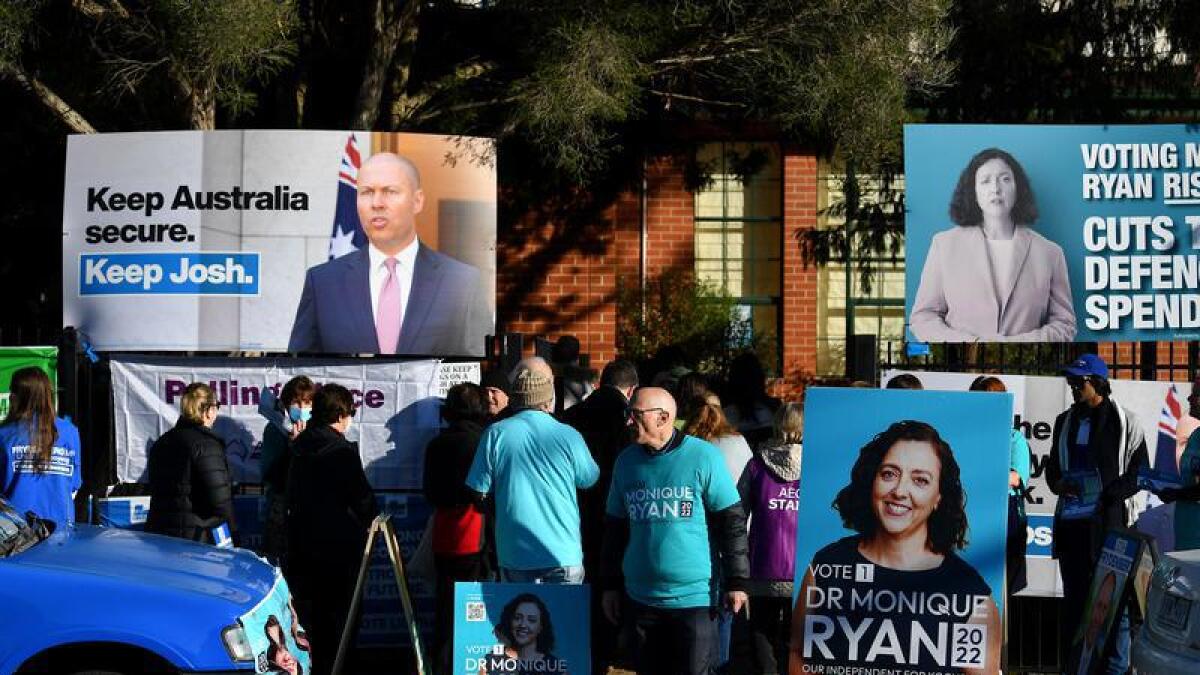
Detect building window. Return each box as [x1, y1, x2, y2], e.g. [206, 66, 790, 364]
[815, 166, 906, 377]
[694, 142, 782, 370]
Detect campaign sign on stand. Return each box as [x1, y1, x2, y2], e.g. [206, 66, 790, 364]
[453, 582, 589, 675]
[1067, 530, 1151, 675]
[791, 388, 1011, 675]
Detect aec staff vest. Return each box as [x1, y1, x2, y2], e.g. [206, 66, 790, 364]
[744, 458, 799, 582]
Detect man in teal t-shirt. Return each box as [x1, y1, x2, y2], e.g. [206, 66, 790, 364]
[600, 387, 748, 675]
[466, 364, 599, 583]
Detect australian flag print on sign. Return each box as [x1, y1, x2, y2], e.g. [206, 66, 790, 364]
[329, 133, 367, 259]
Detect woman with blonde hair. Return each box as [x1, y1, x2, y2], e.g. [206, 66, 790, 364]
[146, 382, 236, 543]
[0, 367, 82, 527]
[684, 393, 753, 483]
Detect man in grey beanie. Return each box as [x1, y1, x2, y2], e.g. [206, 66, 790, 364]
[466, 366, 600, 582]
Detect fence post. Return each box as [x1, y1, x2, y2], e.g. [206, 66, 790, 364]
[1140, 342, 1157, 381]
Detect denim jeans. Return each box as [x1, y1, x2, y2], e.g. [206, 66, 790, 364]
[500, 564, 585, 584]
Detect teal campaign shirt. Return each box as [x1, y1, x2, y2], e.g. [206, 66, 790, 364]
[466, 410, 599, 570]
[607, 433, 740, 609]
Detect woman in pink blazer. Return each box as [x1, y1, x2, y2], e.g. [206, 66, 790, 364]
[911, 148, 1076, 342]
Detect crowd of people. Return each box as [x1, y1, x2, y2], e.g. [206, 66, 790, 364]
[2, 347, 1195, 674]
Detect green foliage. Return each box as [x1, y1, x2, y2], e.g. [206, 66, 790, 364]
[493, 0, 954, 183]
[797, 167, 905, 294]
[617, 268, 768, 374]
[104, 0, 299, 117]
[0, 0, 37, 67]
[512, 21, 649, 181]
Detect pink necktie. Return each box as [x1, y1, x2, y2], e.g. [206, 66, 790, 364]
[376, 258, 401, 354]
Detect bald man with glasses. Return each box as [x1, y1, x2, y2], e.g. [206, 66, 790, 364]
[601, 387, 749, 675]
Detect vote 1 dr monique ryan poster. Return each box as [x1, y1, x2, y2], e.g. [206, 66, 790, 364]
[789, 388, 1011, 675]
[453, 582, 589, 675]
[905, 124, 1200, 344]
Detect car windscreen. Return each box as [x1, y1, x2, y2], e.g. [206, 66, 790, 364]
[0, 499, 47, 557]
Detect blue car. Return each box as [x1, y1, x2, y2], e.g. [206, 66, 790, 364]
[0, 496, 280, 674]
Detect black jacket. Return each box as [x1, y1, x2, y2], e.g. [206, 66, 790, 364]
[559, 386, 632, 571]
[146, 421, 236, 543]
[422, 419, 484, 509]
[286, 425, 378, 564]
[1046, 397, 1148, 556]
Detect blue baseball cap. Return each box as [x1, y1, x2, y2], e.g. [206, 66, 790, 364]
[1062, 354, 1108, 379]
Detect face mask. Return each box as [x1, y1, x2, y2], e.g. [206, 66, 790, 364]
[288, 405, 312, 423]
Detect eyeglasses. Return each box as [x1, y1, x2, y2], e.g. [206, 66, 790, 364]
[626, 407, 667, 419]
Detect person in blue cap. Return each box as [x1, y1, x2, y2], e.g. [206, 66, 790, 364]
[1046, 353, 1147, 675]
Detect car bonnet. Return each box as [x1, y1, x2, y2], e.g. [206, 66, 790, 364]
[7, 524, 276, 610]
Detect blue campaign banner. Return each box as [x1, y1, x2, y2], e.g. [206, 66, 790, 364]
[905, 124, 1200, 343]
[453, 582, 589, 675]
[792, 388, 1011, 674]
[1026, 513, 1054, 558]
[239, 571, 312, 675]
[78, 252, 260, 295]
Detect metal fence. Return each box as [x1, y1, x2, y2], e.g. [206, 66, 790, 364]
[881, 338, 1198, 382]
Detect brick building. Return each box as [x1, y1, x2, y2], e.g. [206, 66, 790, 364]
[497, 143, 829, 393]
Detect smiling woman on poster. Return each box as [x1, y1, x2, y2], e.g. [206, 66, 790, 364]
[911, 147, 1076, 342]
[480, 593, 567, 675]
[789, 420, 1001, 675]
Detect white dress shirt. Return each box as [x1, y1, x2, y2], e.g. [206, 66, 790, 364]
[985, 237, 1015, 304]
[368, 238, 419, 331]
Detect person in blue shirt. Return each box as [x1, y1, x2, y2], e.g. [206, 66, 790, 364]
[0, 367, 82, 528]
[466, 361, 600, 583]
[969, 375, 1031, 593]
[600, 386, 749, 675]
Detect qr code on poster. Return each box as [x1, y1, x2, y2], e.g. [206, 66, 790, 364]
[466, 601, 487, 622]
[950, 623, 987, 668]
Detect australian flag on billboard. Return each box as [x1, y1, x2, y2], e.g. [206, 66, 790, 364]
[1156, 383, 1183, 477]
[329, 133, 366, 259]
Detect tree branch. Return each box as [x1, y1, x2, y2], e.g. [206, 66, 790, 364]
[0, 63, 96, 133]
[72, 0, 131, 21]
[647, 88, 746, 108]
[353, 0, 420, 129]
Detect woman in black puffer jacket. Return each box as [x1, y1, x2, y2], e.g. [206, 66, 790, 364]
[146, 382, 236, 544]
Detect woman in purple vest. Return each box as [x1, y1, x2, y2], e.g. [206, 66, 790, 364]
[738, 401, 803, 675]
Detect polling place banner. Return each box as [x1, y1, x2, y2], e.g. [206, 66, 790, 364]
[906, 124, 1200, 343]
[884, 369, 1189, 598]
[110, 355, 479, 488]
[63, 130, 496, 356]
[792, 388, 1011, 675]
[239, 571, 312, 675]
[0, 347, 56, 418]
[453, 582, 589, 675]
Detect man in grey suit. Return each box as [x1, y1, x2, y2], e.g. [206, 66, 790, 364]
[288, 152, 491, 356]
